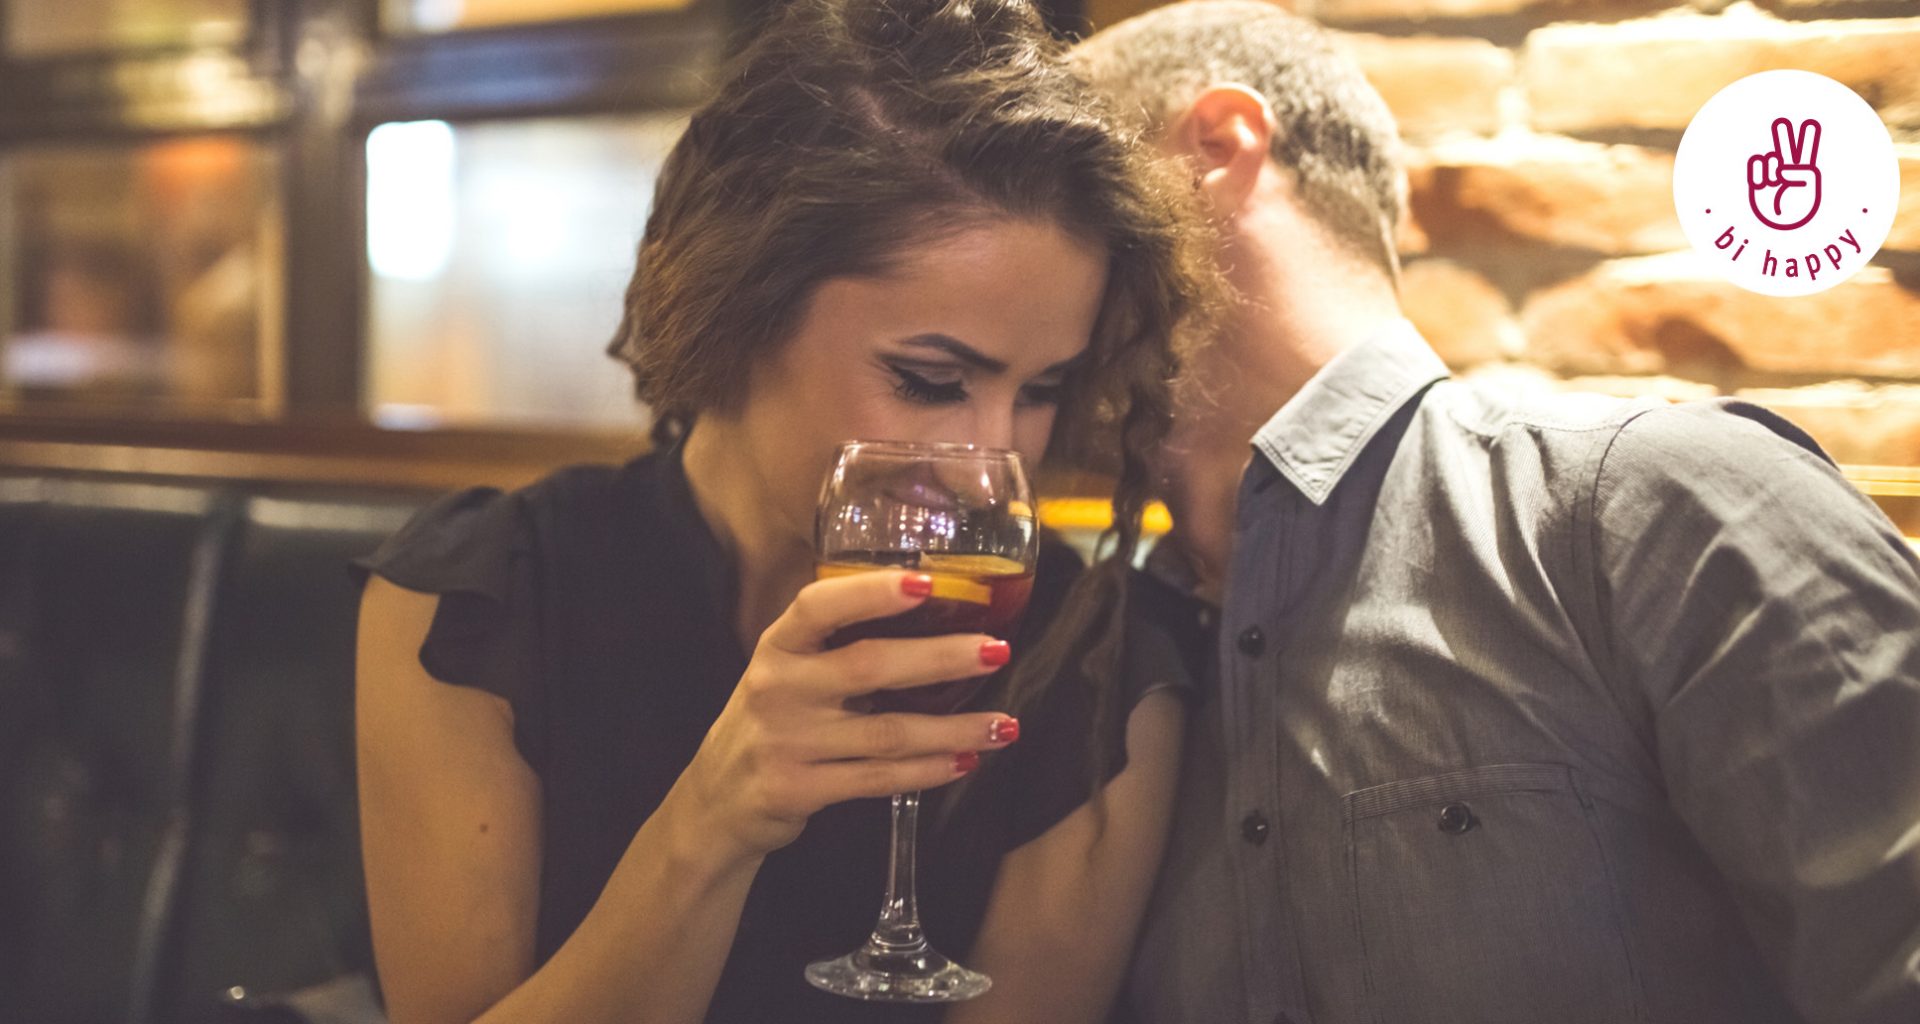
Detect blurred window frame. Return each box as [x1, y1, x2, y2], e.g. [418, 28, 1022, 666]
[0, 0, 753, 478]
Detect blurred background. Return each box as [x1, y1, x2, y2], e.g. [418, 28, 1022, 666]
[0, 0, 1913, 1022]
[0, 0, 1912, 513]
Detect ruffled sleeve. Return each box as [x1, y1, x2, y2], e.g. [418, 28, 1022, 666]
[349, 486, 547, 772]
[981, 551, 1206, 853]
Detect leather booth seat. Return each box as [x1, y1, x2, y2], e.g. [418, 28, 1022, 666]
[1, 471, 432, 1024]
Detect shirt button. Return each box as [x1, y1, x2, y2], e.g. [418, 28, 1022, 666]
[1240, 811, 1270, 845]
[1236, 625, 1266, 658]
[1437, 802, 1477, 835]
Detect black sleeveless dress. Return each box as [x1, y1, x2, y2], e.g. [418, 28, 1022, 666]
[351, 444, 1171, 1023]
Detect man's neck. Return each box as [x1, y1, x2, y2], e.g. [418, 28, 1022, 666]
[1158, 219, 1404, 601]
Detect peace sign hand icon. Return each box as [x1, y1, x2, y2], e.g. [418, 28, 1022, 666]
[1748, 117, 1823, 231]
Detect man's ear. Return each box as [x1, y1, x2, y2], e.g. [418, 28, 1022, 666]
[1167, 84, 1274, 221]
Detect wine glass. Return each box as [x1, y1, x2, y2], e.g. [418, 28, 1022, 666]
[804, 440, 1038, 1003]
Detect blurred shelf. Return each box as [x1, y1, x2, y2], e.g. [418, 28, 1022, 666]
[2, 416, 1914, 550]
[0, 415, 642, 490]
[1845, 465, 1920, 538]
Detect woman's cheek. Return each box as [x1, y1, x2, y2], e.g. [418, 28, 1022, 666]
[1015, 407, 1058, 466]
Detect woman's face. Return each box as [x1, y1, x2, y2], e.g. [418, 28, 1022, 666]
[736, 216, 1108, 535]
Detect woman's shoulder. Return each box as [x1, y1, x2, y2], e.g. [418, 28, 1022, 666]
[348, 450, 663, 774]
[352, 449, 664, 596]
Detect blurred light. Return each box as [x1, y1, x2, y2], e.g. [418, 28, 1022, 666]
[411, 0, 465, 32]
[366, 121, 457, 281]
[372, 403, 448, 430]
[1037, 499, 1173, 535]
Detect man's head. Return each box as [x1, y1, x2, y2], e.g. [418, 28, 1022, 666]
[1072, 0, 1404, 282]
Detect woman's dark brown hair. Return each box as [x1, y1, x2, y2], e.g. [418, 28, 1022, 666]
[608, 0, 1212, 820]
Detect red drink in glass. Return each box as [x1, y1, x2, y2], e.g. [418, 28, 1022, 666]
[818, 552, 1032, 714]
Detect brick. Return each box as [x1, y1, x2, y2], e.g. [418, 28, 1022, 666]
[1772, 0, 1916, 8]
[1520, 256, 1920, 381]
[1734, 382, 1920, 468]
[1890, 147, 1920, 253]
[1401, 258, 1522, 367]
[1088, 0, 1298, 28]
[1457, 362, 1723, 403]
[1557, 373, 1722, 402]
[1318, 0, 1539, 22]
[1320, 0, 1705, 20]
[1524, 11, 1920, 133]
[1406, 136, 1685, 256]
[1336, 33, 1514, 139]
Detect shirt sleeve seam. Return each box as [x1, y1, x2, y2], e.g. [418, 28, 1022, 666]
[1584, 406, 1669, 698]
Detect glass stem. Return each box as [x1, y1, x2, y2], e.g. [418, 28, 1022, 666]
[869, 791, 928, 953]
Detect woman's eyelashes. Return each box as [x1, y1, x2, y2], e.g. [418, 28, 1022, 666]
[1018, 380, 1065, 407]
[885, 363, 1067, 408]
[889, 364, 968, 405]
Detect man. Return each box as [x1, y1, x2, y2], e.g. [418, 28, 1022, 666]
[1072, 4, 1920, 1022]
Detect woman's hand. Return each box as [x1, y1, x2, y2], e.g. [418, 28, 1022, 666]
[673, 569, 1018, 861]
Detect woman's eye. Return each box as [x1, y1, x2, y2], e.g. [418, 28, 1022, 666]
[1018, 382, 1065, 407]
[892, 367, 968, 405]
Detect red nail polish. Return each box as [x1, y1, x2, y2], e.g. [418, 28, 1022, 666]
[903, 574, 934, 599]
[979, 640, 1011, 667]
[954, 751, 981, 774]
[989, 717, 1020, 744]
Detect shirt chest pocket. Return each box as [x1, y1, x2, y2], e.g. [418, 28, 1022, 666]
[1343, 763, 1643, 1024]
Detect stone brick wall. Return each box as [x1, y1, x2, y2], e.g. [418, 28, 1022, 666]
[1082, 0, 1920, 485]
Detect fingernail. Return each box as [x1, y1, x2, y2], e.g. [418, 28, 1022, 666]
[979, 640, 1011, 667]
[903, 574, 934, 599]
[954, 751, 981, 774]
[989, 717, 1020, 745]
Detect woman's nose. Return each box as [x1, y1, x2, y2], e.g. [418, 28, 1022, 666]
[969, 404, 1017, 452]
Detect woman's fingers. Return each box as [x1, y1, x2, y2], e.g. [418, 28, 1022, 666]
[802, 711, 1017, 762]
[761, 570, 929, 654]
[809, 634, 1008, 698]
[805, 752, 983, 806]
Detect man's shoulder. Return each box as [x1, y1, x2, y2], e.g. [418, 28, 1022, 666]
[1408, 379, 1851, 529]
[1421, 375, 1830, 469]
[1421, 371, 1662, 444]
[1588, 399, 1854, 532]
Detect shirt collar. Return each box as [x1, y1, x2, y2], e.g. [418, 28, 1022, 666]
[1250, 319, 1449, 506]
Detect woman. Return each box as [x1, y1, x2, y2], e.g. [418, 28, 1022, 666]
[352, 0, 1206, 1020]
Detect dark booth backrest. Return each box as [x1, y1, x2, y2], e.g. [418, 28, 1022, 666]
[1, 474, 429, 1024]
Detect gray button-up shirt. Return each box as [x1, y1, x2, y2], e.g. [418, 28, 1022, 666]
[1123, 322, 1920, 1024]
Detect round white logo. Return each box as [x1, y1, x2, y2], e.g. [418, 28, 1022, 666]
[1674, 69, 1899, 297]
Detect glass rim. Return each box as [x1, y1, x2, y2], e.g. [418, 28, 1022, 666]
[832, 439, 1023, 462]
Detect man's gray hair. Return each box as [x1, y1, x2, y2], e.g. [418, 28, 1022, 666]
[1072, 0, 1404, 276]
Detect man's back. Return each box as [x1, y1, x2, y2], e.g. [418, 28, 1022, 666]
[1125, 323, 1920, 1024]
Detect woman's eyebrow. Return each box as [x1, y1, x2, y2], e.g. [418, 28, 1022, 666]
[895, 334, 1086, 377]
[896, 334, 1007, 373]
[1037, 351, 1087, 377]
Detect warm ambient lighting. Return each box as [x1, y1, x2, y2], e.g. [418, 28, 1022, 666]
[1038, 499, 1173, 536]
[402, 0, 693, 32]
[366, 121, 456, 281]
[1044, 477, 1917, 554]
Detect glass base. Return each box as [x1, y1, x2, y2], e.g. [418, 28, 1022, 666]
[805, 944, 992, 1003]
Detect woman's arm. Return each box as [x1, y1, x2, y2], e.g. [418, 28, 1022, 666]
[356, 578, 545, 1024]
[357, 577, 763, 1024]
[358, 571, 1020, 1024]
[949, 688, 1187, 1024]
